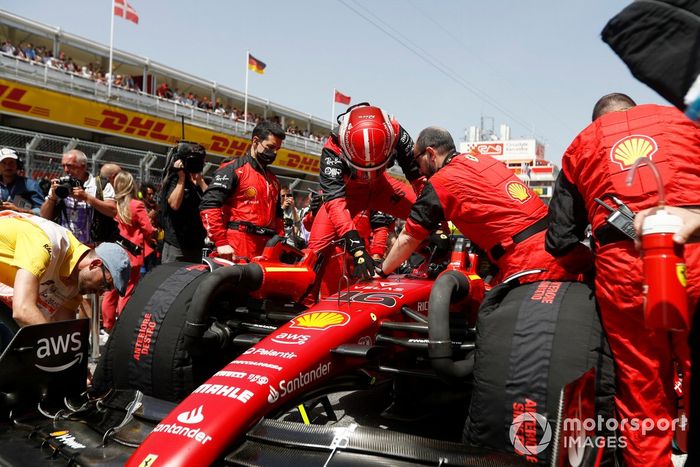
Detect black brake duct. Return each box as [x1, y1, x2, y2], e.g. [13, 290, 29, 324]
[183, 264, 264, 352]
[428, 270, 474, 382]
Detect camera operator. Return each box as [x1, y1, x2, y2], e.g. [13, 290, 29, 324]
[40, 149, 117, 246]
[160, 142, 208, 263]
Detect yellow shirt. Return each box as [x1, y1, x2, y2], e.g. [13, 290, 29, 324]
[0, 216, 89, 314]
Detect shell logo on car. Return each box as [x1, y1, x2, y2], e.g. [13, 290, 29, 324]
[609, 134, 658, 170]
[506, 181, 531, 203]
[290, 311, 350, 331]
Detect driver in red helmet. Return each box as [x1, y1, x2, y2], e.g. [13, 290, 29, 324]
[307, 103, 425, 296]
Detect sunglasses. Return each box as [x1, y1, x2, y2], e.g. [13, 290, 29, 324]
[414, 148, 428, 161]
[100, 265, 114, 292]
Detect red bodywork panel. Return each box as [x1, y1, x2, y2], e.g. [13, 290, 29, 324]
[128, 255, 483, 465]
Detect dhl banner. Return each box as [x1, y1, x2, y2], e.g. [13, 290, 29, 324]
[0, 78, 320, 176]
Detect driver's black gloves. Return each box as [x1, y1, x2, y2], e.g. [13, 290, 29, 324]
[428, 229, 451, 259]
[344, 230, 376, 280]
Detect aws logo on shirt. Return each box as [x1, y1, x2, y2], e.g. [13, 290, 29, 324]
[43, 243, 51, 255]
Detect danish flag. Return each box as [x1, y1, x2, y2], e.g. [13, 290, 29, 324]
[114, 0, 139, 24]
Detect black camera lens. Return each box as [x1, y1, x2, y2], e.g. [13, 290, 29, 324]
[184, 156, 204, 174]
[55, 176, 81, 199]
[55, 184, 71, 199]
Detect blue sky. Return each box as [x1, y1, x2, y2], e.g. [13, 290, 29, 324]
[4, 1, 666, 165]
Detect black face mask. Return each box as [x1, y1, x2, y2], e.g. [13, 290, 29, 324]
[256, 148, 277, 166]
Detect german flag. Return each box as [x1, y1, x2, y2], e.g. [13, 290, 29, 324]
[248, 54, 266, 74]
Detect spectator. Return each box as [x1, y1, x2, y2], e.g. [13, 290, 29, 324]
[0, 40, 15, 55]
[160, 142, 208, 263]
[200, 121, 285, 260]
[140, 182, 158, 229]
[140, 181, 160, 271]
[0, 211, 129, 350]
[37, 177, 51, 198]
[40, 149, 117, 245]
[0, 148, 44, 215]
[100, 163, 122, 186]
[280, 185, 302, 238]
[102, 172, 155, 330]
[96, 163, 122, 330]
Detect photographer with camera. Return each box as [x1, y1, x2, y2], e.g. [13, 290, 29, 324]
[280, 186, 301, 238]
[40, 149, 117, 246]
[160, 141, 208, 263]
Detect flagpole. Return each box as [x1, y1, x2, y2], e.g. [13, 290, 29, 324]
[108, 0, 116, 98]
[331, 88, 336, 132]
[244, 50, 249, 130]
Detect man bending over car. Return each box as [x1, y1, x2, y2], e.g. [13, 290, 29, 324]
[381, 126, 589, 284]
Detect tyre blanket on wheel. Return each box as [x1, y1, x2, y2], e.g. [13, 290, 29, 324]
[464, 280, 616, 464]
[94, 262, 210, 401]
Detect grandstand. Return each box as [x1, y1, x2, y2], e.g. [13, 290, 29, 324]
[0, 9, 337, 190]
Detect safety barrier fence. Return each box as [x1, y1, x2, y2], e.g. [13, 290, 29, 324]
[0, 125, 317, 194]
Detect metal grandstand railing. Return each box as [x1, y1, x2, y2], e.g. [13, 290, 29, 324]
[0, 53, 325, 155]
[0, 125, 167, 184]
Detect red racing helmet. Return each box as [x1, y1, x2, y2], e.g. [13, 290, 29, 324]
[338, 104, 399, 179]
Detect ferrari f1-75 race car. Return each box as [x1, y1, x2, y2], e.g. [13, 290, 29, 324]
[0, 236, 614, 466]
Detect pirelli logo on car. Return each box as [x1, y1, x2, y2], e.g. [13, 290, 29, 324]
[290, 311, 350, 331]
[609, 135, 658, 170]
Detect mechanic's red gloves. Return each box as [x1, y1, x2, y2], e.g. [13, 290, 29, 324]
[344, 229, 376, 281]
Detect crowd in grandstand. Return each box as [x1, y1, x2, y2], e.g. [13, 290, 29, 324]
[0, 38, 327, 142]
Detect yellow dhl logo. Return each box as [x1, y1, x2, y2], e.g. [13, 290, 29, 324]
[0, 78, 322, 175]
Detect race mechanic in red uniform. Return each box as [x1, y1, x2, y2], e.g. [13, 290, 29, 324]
[307, 103, 425, 295]
[200, 121, 286, 260]
[545, 93, 700, 466]
[381, 126, 588, 284]
[302, 194, 394, 260]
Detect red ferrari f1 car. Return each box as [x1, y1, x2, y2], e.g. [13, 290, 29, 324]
[0, 236, 613, 466]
